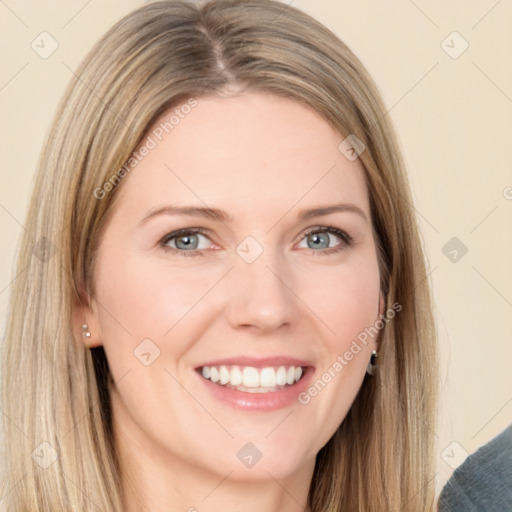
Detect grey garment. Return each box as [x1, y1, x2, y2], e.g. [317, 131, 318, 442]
[439, 424, 512, 511]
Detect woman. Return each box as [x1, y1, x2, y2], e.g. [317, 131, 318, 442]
[1, 1, 438, 510]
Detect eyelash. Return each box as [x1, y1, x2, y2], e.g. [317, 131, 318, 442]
[158, 226, 353, 258]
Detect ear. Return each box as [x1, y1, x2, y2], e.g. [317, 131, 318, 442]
[71, 285, 103, 348]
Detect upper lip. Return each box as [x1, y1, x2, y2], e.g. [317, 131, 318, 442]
[195, 356, 314, 369]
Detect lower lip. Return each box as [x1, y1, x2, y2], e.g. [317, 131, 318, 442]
[196, 367, 315, 411]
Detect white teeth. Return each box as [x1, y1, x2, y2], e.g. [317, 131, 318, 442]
[219, 365, 230, 385]
[230, 366, 243, 386]
[199, 364, 305, 391]
[260, 367, 277, 387]
[276, 366, 287, 386]
[210, 366, 219, 383]
[242, 367, 260, 388]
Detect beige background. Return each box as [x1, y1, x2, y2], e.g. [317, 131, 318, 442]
[1, 0, 511, 495]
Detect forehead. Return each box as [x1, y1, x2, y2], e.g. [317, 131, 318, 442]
[114, 92, 370, 220]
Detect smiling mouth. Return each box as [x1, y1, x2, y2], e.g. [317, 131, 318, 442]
[197, 365, 307, 393]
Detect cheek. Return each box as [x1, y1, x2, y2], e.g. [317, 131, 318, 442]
[295, 255, 381, 431]
[301, 255, 381, 348]
[92, 246, 228, 373]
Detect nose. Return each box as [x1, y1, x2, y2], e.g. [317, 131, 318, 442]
[224, 250, 299, 334]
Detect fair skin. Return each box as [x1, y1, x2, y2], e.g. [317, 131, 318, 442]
[77, 92, 384, 512]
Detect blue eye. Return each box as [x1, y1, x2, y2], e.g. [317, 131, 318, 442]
[160, 228, 211, 256]
[159, 226, 352, 257]
[297, 227, 352, 254]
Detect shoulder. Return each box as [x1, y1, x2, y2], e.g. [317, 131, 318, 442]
[439, 424, 512, 511]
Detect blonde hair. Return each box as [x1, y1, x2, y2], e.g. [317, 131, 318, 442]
[1, 1, 438, 510]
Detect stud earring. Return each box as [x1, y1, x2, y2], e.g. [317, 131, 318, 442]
[366, 350, 378, 376]
[82, 322, 91, 338]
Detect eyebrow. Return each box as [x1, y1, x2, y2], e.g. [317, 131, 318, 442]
[297, 204, 368, 222]
[138, 202, 368, 226]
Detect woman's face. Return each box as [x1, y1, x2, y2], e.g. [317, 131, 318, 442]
[85, 92, 383, 481]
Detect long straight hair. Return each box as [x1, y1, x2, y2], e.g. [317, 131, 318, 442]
[1, 1, 438, 510]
